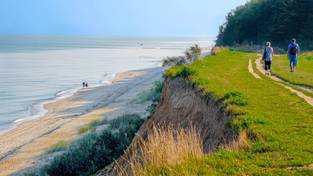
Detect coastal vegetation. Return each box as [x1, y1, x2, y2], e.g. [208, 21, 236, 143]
[145, 80, 164, 114]
[27, 48, 313, 176]
[12, 1, 313, 173]
[130, 49, 313, 175]
[17, 79, 165, 176]
[45, 141, 68, 154]
[162, 44, 201, 67]
[15, 47, 313, 175]
[20, 114, 144, 176]
[216, 0, 313, 50]
[124, 126, 204, 176]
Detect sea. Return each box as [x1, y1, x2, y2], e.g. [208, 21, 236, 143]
[0, 36, 213, 132]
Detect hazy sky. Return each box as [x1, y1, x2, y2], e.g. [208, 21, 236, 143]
[0, 0, 248, 37]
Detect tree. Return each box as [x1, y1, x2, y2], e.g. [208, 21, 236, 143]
[216, 0, 313, 50]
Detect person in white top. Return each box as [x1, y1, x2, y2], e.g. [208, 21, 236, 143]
[262, 41, 274, 75]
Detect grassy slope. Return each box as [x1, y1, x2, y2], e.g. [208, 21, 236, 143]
[272, 53, 313, 87]
[157, 50, 313, 175]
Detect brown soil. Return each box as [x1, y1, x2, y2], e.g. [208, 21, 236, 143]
[112, 77, 236, 175]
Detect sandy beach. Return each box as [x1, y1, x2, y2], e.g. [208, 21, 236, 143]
[0, 67, 163, 175]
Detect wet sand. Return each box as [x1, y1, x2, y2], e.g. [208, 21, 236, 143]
[0, 67, 163, 175]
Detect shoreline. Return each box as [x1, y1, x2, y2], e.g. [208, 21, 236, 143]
[0, 73, 117, 135]
[0, 46, 184, 135]
[0, 67, 163, 175]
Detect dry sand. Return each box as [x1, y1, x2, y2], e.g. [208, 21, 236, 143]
[0, 67, 163, 175]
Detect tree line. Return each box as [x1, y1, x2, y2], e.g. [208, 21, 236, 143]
[216, 0, 313, 50]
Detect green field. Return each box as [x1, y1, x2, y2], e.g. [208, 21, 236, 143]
[272, 53, 313, 88]
[154, 50, 313, 175]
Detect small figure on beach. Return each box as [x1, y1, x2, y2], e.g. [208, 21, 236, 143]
[287, 38, 300, 73]
[82, 81, 89, 88]
[262, 41, 274, 76]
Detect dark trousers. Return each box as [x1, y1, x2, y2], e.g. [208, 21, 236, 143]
[264, 60, 272, 70]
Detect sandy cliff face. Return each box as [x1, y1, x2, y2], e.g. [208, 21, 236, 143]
[109, 77, 236, 175]
[137, 77, 234, 153]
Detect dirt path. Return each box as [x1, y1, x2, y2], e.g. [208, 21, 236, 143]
[0, 67, 163, 175]
[255, 58, 313, 107]
[248, 59, 262, 79]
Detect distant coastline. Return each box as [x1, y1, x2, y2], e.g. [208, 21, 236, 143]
[0, 67, 164, 175]
[0, 37, 212, 132]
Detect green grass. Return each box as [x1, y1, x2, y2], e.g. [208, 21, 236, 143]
[272, 53, 313, 87]
[158, 50, 313, 175]
[78, 125, 93, 134]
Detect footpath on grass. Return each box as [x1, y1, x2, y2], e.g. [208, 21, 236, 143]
[152, 49, 313, 175]
[255, 57, 313, 107]
[271, 53, 313, 90]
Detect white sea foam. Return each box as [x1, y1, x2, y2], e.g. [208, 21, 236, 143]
[12, 72, 119, 125]
[0, 37, 211, 132]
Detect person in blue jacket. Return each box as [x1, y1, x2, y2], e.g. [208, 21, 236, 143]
[287, 39, 300, 72]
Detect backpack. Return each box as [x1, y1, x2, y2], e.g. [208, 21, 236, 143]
[262, 48, 266, 60]
[263, 47, 272, 60]
[289, 44, 298, 55]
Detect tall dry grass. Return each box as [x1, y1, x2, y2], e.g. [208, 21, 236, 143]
[211, 47, 229, 55]
[224, 130, 250, 151]
[116, 126, 204, 176]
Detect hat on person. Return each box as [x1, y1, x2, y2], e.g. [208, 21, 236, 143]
[266, 41, 271, 46]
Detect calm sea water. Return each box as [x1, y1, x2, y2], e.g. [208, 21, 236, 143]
[0, 36, 212, 132]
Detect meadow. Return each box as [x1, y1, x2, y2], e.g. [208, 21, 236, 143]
[141, 49, 313, 175]
[272, 52, 313, 87]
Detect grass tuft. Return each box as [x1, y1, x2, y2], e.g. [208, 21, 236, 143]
[224, 130, 251, 151]
[223, 91, 248, 106]
[166, 66, 196, 79]
[46, 140, 68, 154]
[117, 126, 204, 176]
[78, 125, 92, 134]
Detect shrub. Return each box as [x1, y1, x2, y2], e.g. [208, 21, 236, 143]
[223, 91, 248, 106]
[106, 114, 143, 131]
[185, 44, 202, 63]
[162, 56, 187, 67]
[145, 80, 164, 114]
[162, 45, 202, 67]
[176, 66, 195, 78]
[133, 80, 164, 105]
[166, 66, 196, 79]
[21, 114, 144, 176]
[45, 132, 119, 176]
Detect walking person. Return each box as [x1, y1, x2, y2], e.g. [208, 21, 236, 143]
[287, 38, 300, 72]
[262, 41, 274, 75]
